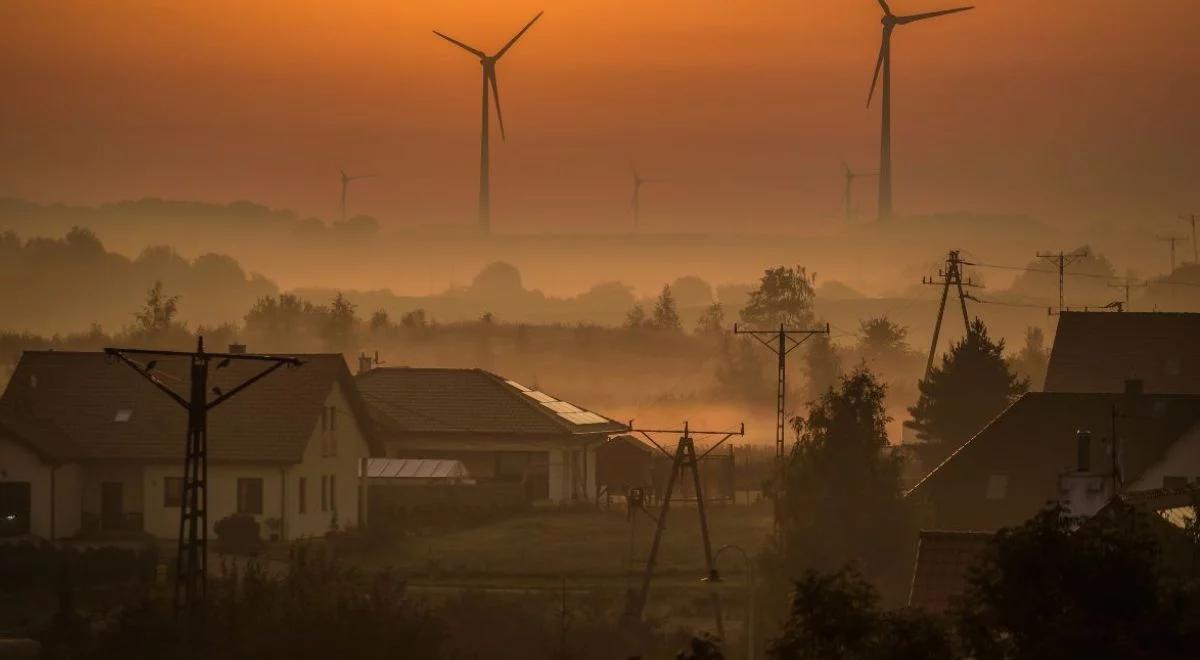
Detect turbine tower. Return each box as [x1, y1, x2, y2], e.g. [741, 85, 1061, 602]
[867, 0, 973, 222]
[631, 165, 660, 233]
[339, 170, 375, 222]
[842, 162, 878, 223]
[434, 12, 543, 236]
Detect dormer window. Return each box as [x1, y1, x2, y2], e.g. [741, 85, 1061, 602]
[114, 409, 133, 423]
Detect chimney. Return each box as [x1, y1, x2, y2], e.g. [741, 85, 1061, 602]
[1075, 429, 1091, 472]
[228, 343, 247, 355]
[357, 352, 374, 375]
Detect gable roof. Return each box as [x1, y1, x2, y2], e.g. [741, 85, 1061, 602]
[908, 530, 993, 614]
[1046, 312, 1200, 394]
[0, 351, 380, 463]
[355, 368, 627, 436]
[906, 391, 1200, 530]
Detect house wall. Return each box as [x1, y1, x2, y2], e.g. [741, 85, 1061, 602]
[0, 438, 71, 538]
[142, 462, 285, 540]
[54, 463, 82, 539]
[81, 462, 144, 532]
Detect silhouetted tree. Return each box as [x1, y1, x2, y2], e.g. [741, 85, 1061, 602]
[133, 281, 182, 339]
[650, 285, 681, 331]
[906, 318, 1026, 468]
[957, 505, 1196, 658]
[769, 368, 914, 600]
[739, 265, 817, 329]
[322, 292, 358, 351]
[1009, 326, 1049, 391]
[694, 302, 726, 336]
[670, 275, 715, 308]
[714, 337, 769, 400]
[858, 316, 910, 364]
[369, 309, 391, 333]
[804, 333, 841, 398]
[400, 308, 427, 328]
[624, 303, 648, 330]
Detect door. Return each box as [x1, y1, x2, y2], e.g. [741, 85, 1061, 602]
[0, 482, 31, 537]
[101, 482, 124, 531]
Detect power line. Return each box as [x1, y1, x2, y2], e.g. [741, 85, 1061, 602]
[921, 250, 979, 378]
[1035, 248, 1089, 313]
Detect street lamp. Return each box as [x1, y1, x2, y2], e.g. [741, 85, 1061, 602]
[703, 544, 756, 660]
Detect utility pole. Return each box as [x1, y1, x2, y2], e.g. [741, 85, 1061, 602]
[105, 338, 301, 615]
[1107, 276, 1146, 312]
[1181, 213, 1198, 265]
[1158, 234, 1185, 274]
[921, 250, 979, 378]
[624, 422, 744, 639]
[1036, 248, 1088, 314]
[732, 323, 830, 513]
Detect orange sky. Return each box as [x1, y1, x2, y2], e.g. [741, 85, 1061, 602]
[2, 0, 1198, 234]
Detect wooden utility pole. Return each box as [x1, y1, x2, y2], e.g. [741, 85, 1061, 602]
[625, 422, 744, 638]
[106, 338, 301, 614]
[921, 250, 979, 378]
[1036, 248, 1088, 314]
[732, 323, 829, 514]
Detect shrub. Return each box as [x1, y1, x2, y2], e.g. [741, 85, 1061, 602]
[213, 514, 261, 555]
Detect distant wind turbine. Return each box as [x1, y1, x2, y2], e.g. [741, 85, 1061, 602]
[631, 165, 660, 233]
[434, 11, 544, 236]
[867, 0, 974, 222]
[340, 170, 375, 222]
[842, 162, 878, 223]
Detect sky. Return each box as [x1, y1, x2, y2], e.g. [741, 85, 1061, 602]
[2, 0, 1199, 234]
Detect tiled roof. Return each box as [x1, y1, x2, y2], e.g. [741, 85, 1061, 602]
[0, 350, 379, 463]
[355, 368, 627, 436]
[908, 530, 993, 614]
[1046, 312, 1200, 394]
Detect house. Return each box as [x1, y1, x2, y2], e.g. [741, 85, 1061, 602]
[1045, 312, 1200, 394]
[595, 435, 655, 501]
[355, 367, 626, 503]
[907, 530, 994, 614]
[906, 383, 1200, 531]
[0, 350, 379, 541]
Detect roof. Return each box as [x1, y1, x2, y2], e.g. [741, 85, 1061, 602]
[362, 457, 470, 480]
[906, 391, 1200, 530]
[908, 530, 994, 613]
[0, 350, 381, 463]
[1046, 312, 1200, 394]
[355, 368, 627, 437]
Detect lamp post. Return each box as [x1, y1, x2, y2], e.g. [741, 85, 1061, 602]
[704, 544, 756, 660]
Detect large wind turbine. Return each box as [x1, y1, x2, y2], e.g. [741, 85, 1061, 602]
[631, 165, 660, 233]
[340, 170, 375, 222]
[867, 0, 973, 222]
[434, 12, 543, 236]
[842, 162, 878, 223]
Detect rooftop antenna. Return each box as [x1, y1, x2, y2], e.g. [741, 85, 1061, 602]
[867, 0, 974, 222]
[1107, 276, 1146, 312]
[842, 162, 878, 223]
[434, 11, 544, 236]
[339, 169, 375, 222]
[105, 338, 302, 616]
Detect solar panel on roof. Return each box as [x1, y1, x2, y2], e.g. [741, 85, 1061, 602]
[542, 400, 583, 414]
[505, 379, 532, 392]
[524, 390, 558, 403]
[558, 411, 610, 425]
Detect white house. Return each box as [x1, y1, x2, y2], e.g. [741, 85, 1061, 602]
[0, 350, 379, 541]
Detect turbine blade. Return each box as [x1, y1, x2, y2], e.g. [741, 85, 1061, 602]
[866, 30, 886, 108]
[896, 6, 974, 24]
[433, 31, 486, 58]
[495, 11, 543, 60]
[877, 0, 893, 15]
[489, 70, 506, 141]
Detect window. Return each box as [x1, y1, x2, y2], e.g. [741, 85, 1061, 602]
[237, 478, 263, 515]
[985, 474, 1008, 501]
[320, 407, 328, 431]
[163, 477, 183, 507]
[114, 409, 133, 423]
[298, 477, 307, 514]
[320, 476, 328, 512]
[329, 407, 337, 432]
[329, 475, 337, 511]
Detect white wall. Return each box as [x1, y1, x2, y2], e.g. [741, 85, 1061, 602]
[0, 438, 81, 539]
[142, 462, 285, 540]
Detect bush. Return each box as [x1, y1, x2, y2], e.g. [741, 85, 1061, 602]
[213, 514, 261, 555]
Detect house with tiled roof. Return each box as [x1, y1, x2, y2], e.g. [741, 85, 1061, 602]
[355, 367, 626, 502]
[1046, 312, 1200, 394]
[906, 383, 1200, 531]
[0, 350, 379, 541]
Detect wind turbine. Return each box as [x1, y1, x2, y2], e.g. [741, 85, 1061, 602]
[842, 162, 878, 223]
[867, 0, 973, 222]
[434, 12, 543, 236]
[631, 165, 660, 233]
[339, 170, 375, 222]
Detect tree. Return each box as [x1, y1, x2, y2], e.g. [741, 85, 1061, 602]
[770, 368, 914, 599]
[769, 566, 952, 660]
[906, 318, 1026, 468]
[624, 303, 648, 330]
[650, 285, 682, 331]
[804, 333, 841, 398]
[1010, 326, 1049, 391]
[957, 505, 1196, 659]
[740, 265, 817, 329]
[694, 302, 726, 336]
[368, 309, 391, 333]
[400, 308, 427, 328]
[858, 316, 910, 365]
[322, 292, 358, 351]
[134, 281, 181, 337]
